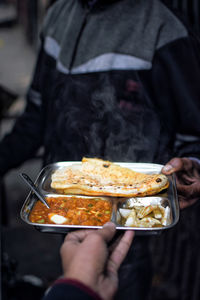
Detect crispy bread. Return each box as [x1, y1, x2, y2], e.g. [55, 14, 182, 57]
[51, 157, 169, 197]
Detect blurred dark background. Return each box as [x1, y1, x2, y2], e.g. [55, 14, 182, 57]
[0, 1, 62, 300]
[0, 0, 200, 299]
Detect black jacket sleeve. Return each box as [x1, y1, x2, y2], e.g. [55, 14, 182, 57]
[43, 279, 102, 300]
[0, 44, 46, 177]
[142, 34, 200, 159]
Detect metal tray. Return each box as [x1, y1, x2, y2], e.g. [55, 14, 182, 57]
[20, 162, 179, 235]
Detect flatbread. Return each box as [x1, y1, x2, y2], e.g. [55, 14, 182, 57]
[51, 157, 169, 197]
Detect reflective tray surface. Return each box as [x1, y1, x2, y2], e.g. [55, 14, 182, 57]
[20, 162, 179, 235]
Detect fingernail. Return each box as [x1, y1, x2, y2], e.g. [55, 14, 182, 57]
[163, 164, 173, 172]
[103, 222, 116, 229]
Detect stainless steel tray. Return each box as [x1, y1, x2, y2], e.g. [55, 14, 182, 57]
[20, 162, 179, 235]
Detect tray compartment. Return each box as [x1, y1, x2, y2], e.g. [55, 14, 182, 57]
[20, 162, 179, 234]
[115, 196, 172, 229]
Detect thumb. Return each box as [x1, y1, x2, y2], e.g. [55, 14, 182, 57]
[162, 157, 184, 174]
[97, 222, 116, 243]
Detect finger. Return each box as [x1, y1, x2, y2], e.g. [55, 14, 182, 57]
[176, 173, 196, 185]
[67, 223, 116, 272]
[107, 230, 134, 274]
[179, 197, 199, 209]
[61, 223, 116, 266]
[61, 229, 97, 258]
[162, 157, 184, 174]
[64, 229, 96, 244]
[97, 222, 116, 243]
[163, 157, 195, 175]
[177, 182, 200, 198]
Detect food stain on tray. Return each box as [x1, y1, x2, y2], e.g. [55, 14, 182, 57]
[29, 196, 112, 226]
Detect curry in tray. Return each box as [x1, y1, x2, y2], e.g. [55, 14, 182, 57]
[29, 196, 112, 226]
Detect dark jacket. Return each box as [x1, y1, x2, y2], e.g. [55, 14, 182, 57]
[43, 279, 102, 300]
[0, 0, 200, 175]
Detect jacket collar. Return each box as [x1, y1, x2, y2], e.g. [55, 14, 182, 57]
[81, 0, 120, 9]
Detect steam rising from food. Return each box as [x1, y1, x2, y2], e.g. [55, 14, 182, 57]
[47, 74, 171, 165]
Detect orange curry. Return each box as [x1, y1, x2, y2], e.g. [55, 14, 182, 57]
[29, 196, 112, 226]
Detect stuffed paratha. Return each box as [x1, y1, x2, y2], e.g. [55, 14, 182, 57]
[51, 157, 169, 197]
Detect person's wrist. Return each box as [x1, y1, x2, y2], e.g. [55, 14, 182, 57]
[55, 278, 103, 300]
[64, 269, 97, 294]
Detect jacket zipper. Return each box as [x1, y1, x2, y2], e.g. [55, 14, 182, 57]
[69, 8, 90, 72]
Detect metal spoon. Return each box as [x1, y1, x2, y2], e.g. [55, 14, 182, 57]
[20, 173, 50, 209]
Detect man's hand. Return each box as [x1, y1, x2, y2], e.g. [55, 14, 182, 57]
[60, 222, 134, 300]
[162, 157, 200, 209]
